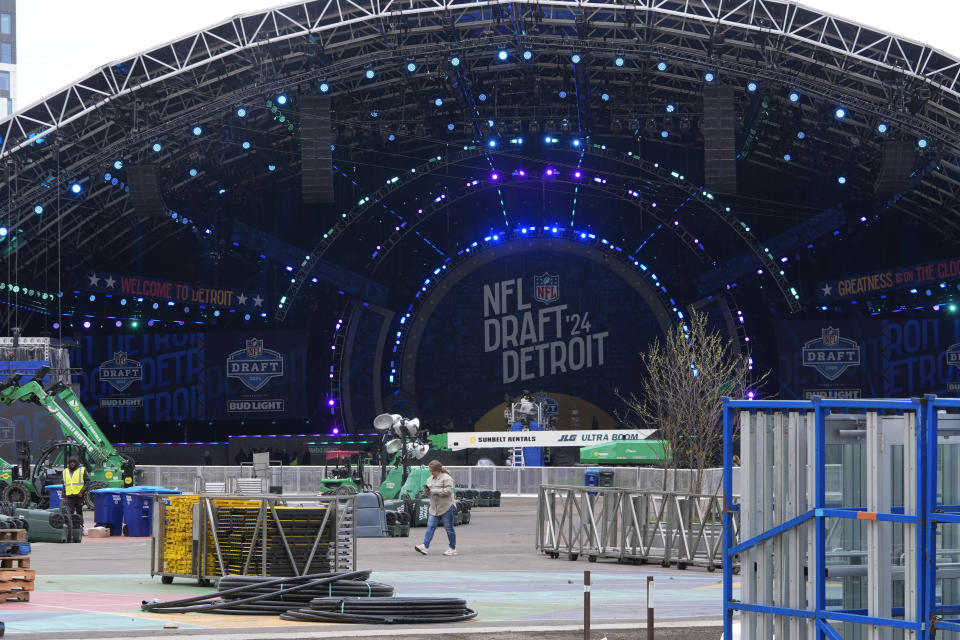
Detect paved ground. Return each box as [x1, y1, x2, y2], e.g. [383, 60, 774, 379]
[1, 498, 728, 638]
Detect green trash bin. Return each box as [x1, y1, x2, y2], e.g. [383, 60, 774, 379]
[599, 470, 615, 487]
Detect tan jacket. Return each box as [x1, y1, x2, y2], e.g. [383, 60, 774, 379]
[425, 472, 455, 516]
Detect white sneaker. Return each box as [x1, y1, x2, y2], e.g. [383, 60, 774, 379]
[414, 543, 429, 555]
[443, 548, 458, 556]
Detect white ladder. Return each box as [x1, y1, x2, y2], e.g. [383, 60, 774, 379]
[511, 446, 525, 468]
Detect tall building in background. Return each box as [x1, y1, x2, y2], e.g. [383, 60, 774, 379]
[0, 0, 14, 116]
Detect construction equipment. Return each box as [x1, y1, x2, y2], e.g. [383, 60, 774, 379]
[578, 440, 670, 465]
[318, 449, 366, 495]
[0, 368, 135, 508]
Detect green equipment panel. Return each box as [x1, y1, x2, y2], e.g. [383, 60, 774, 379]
[579, 440, 669, 465]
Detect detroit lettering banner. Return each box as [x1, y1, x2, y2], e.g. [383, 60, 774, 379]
[776, 318, 960, 399]
[73, 331, 309, 421]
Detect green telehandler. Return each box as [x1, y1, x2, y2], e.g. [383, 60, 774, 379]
[0, 368, 135, 508]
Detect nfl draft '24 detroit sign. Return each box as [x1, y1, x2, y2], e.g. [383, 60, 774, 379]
[802, 327, 861, 381]
[99, 351, 143, 392]
[227, 339, 284, 391]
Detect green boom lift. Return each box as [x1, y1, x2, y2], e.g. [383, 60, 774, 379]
[0, 368, 135, 508]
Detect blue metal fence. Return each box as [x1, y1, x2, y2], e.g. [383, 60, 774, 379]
[721, 396, 960, 640]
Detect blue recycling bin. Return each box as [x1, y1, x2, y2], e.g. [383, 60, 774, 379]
[122, 488, 182, 537]
[585, 468, 600, 496]
[46, 484, 63, 509]
[92, 488, 128, 536]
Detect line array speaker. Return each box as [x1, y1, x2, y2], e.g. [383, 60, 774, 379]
[702, 85, 737, 195]
[874, 139, 915, 196]
[126, 164, 168, 218]
[300, 96, 334, 204]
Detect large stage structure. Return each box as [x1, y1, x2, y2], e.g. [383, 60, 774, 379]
[1, 1, 959, 434]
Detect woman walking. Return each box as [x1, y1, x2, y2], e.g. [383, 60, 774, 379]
[414, 460, 457, 556]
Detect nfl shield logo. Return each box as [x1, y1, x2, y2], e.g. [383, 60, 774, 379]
[246, 338, 264, 357]
[114, 352, 127, 366]
[534, 273, 560, 304]
[823, 328, 840, 346]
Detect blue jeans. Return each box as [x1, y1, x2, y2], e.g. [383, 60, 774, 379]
[422, 506, 456, 549]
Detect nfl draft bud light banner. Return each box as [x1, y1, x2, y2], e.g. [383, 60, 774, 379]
[410, 248, 667, 427]
[72, 331, 308, 421]
[776, 319, 960, 399]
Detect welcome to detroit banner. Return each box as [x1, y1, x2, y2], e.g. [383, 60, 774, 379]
[71, 331, 309, 421]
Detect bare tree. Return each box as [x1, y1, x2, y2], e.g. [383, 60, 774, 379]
[619, 310, 766, 494]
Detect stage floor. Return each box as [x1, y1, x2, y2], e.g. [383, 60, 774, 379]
[4, 498, 728, 639]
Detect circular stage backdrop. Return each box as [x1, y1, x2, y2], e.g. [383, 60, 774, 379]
[398, 239, 673, 430]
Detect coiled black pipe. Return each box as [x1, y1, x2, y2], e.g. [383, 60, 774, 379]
[281, 597, 478, 624]
[141, 571, 381, 614]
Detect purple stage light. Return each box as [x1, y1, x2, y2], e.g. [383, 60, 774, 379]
[573, 170, 582, 179]
[147, 320, 155, 327]
[545, 168, 554, 176]
[332, 427, 340, 435]
[747, 390, 756, 400]
[328, 399, 336, 407]
[83, 321, 91, 329]
[115, 320, 122, 328]
[518, 169, 526, 176]
[491, 172, 499, 181]
[52, 322, 60, 330]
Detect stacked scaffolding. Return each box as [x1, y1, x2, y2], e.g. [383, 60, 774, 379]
[722, 396, 960, 640]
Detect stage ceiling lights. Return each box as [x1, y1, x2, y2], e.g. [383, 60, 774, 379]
[656, 61, 668, 71]
[747, 81, 758, 92]
[406, 61, 417, 72]
[276, 94, 288, 105]
[151, 142, 162, 153]
[113, 159, 123, 170]
[192, 125, 203, 136]
[704, 71, 716, 82]
[877, 122, 889, 133]
[319, 82, 329, 93]
[789, 90, 801, 103]
[571, 53, 582, 64]
[236, 107, 247, 118]
[497, 49, 508, 61]
[450, 56, 461, 66]
[838, 176, 847, 184]
[70, 183, 82, 194]
[0, 227, 6, 237]
[33, 205, 42, 214]
[918, 138, 929, 148]
[614, 56, 625, 67]
[189, 168, 198, 177]
[522, 50, 533, 61]
[834, 107, 847, 119]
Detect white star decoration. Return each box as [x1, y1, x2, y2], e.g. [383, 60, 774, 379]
[253, 295, 263, 307]
[104, 275, 116, 288]
[822, 283, 833, 296]
[87, 273, 101, 287]
[237, 293, 248, 305]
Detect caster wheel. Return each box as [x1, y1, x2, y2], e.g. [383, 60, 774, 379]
[707, 564, 716, 573]
[198, 578, 212, 587]
[549, 553, 559, 559]
[661, 560, 671, 568]
[161, 576, 173, 584]
[678, 562, 688, 570]
[568, 553, 579, 561]
[632, 559, 642, 566]
[639, 558, 648, 565]
[588, 555, 598, 563]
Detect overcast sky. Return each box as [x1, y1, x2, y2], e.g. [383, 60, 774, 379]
[15, 0, 960, 108]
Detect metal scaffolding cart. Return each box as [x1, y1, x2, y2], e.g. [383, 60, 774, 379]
[723, 396, 960, 640]
[150, 493, 356, 585]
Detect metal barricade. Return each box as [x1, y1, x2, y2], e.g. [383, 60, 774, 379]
[536, 484, 736, 570]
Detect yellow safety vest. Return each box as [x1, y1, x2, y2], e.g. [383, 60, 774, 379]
[63, 467, 86, 496]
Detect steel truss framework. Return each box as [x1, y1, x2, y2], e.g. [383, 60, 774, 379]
[2, 0, 959, 311]
[279, 143, 800, 319]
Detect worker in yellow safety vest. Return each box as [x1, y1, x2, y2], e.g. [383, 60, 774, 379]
[62, 457, 89, 518]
